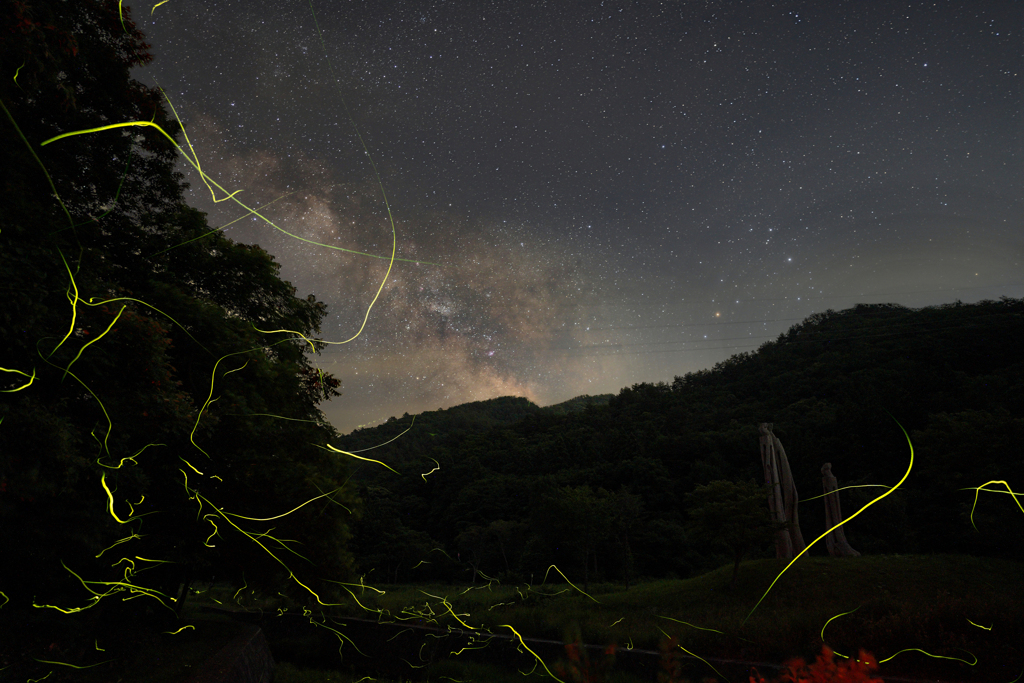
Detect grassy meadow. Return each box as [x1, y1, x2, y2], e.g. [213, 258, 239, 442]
[192, 553, 1022, 682]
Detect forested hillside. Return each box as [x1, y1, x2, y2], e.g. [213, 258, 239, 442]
[338, 298, 1024, 586]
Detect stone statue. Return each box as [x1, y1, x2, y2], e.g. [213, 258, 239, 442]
[758, 423, 806, 559]
[821, 463, 860, 557]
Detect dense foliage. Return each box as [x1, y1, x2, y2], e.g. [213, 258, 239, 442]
[0, 0, 357, 615]
[340, 298, 1024, 585]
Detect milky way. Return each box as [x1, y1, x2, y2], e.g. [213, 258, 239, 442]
[132, 0, 1022, 433]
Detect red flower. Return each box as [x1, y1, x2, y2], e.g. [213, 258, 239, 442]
[775, 646, 883, 683]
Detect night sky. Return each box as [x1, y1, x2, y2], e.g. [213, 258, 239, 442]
[131, 1, 1022, 434]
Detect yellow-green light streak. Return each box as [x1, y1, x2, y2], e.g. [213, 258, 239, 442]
[0, 98, 73, 227]
[59, 304, 125, 382]
[656, 626, 726, 682]
[0, 365, 36, 392]
[540, 565, 600, 603]
[962, 480, 1024, 530]
[33, 659, 112, 669]
[743, 413, 915, 625]
[421, 457, 441, 482]
[319, 442, 400, 474]
[100, 472, 139, 524]
[819, 606, 861, 644]
[221, 487, 345, 522]
[97, 443, 166, 471]
[148, 190, 299, 257]
[500, 624, 565, 683]
[346, 416, 418, 454]
[656, 615, 723, 635]
[875, 648, 977, 666]
[800, 483, 893, 503]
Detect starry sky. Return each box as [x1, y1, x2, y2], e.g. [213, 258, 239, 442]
[131, 0, 1022, 434]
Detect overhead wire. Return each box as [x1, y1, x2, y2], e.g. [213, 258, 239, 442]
[554, 309, 1022, 358]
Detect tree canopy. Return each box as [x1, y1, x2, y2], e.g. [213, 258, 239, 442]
[1, 0, 356, 617]
[685, 479, 774, 587]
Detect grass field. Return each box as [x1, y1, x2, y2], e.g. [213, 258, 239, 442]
[11, 554, 1015, 681]
[3, 610, 246, 683]
[191, 553, 1022, 682]
[273, 659, 653, 683]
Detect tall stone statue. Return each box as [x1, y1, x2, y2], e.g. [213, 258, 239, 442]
[758, 423, 806, 559]
[821, 462, 860, 557]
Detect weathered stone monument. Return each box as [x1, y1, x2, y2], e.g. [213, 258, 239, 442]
[758, 423, 806, 559]
[821, 462, 860, 557]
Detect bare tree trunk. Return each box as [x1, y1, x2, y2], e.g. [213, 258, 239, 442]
[772, 433, 806, 554]
[822, 463, 860, 557]
[760, 423, 794, 559]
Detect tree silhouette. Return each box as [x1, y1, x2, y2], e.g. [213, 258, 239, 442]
[685, 479, 774, 588]
[1, 0, 356, 615]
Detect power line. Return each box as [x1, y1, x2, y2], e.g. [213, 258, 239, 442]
[572, 282, 1023, 309]
[584, 317, 806, 332]
[311, 287, 1022, 354]
[552, 313, 1021, 358]
[562, 309, 1017, 352]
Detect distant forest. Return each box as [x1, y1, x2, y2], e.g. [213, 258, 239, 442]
[337, 297, 1024, 586]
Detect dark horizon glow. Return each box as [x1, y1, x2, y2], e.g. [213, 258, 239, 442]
[132, 1, 1022, 434]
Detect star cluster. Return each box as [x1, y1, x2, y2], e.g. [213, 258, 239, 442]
[133, 0, 1022, 432]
